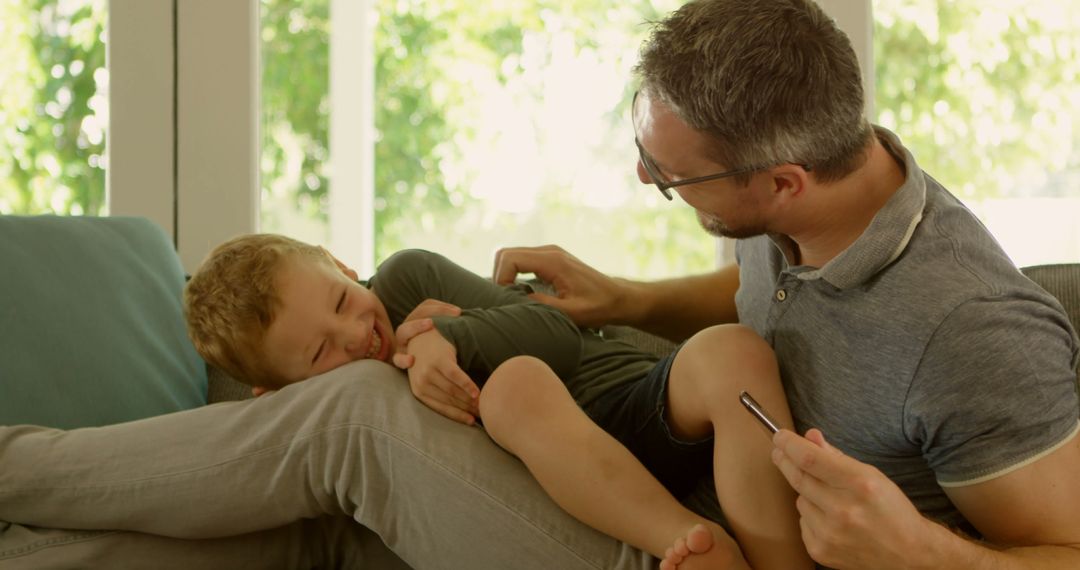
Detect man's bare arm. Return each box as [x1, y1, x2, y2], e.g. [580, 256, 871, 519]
[772, 427, 1080, 570]
[929, 427, 1080, 569]
[493, 245, 740, 343]
[616, 263, 740, 342]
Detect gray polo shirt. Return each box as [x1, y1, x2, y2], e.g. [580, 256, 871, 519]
[736, 127, 1080, 532]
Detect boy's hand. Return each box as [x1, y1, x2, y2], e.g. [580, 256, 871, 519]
[392, 299, 462, 369]
[407, 328, 481, 425]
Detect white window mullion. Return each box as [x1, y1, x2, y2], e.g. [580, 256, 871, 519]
[175, 0, 260, 273]
[819, 0, 874, 118]
[107, 0, 175, 237]
[328, 0, 376, 276]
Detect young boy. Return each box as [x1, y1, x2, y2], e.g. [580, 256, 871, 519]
[184, 234, 812, 570]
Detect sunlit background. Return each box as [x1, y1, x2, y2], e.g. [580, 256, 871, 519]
[2, 0, 1078, 276]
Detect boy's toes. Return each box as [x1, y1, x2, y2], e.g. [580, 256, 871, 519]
[685, 524, 714, 554]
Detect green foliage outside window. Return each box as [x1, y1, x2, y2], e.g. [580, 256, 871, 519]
[260, 0, 708, 276]
[0, 0, 106, 215]
[4, 1, 1077, 267]
[874, 0, 1080, 200]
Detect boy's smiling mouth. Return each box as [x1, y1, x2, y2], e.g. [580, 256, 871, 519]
[365, 328, 384, 360]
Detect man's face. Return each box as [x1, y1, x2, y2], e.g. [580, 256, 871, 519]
[262, 255, 396, 386]
[632, 90, 769, 239]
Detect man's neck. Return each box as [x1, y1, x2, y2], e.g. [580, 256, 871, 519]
[784, 137, 906, 269]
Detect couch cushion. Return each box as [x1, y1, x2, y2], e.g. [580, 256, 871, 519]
[0, 215, 207, 428]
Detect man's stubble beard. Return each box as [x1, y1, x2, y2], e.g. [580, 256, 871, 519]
[697, 210, 764, 240]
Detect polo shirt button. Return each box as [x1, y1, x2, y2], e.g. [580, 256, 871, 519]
[776, 289, 787, 302]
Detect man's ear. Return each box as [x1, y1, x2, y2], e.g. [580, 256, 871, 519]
[251, 386, 270, 397]
[770, 163, 811, 199]
[319, 246, 360, 281]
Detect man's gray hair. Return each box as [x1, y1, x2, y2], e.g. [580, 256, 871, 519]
[636, 0, 873, 183]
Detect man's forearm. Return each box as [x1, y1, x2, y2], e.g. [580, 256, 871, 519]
[617, 263, 740, 343]
[921, 521, 1080, 570]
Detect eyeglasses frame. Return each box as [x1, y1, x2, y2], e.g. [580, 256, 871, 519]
[631, 91, 810, 201]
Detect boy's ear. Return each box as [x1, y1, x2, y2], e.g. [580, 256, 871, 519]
[319, 246, 360, 281]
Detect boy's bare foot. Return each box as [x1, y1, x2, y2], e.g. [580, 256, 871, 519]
[659, 523, 747, 570]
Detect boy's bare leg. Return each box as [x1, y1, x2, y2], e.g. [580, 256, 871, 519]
[664, 325, 813, 569]
[480, 355, 744, 568]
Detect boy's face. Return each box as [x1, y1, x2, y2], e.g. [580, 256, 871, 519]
[262, 254, 396, 386]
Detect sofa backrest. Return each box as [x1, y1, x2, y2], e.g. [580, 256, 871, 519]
[1021, 264, 1080, 389]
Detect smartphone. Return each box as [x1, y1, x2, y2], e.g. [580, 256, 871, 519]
[739, 391, 780, 434]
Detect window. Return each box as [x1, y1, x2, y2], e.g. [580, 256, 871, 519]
[874, 0, 1080, 266]
[0, 0, 107, 216]
[260, 0, 710, 278]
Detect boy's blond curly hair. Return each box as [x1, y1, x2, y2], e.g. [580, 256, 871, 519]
[184, 233, 331, 387]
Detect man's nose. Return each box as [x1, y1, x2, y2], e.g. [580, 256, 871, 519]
[636, 159, 651, 184]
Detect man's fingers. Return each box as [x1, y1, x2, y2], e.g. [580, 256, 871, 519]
[805, 428, 843, 454]
[492, 245, 565, 285]
[492, 249, 533, 285]
[773, 445, 833, 505]
[773, 429, 856, 486]
[527, 291, 571, 311]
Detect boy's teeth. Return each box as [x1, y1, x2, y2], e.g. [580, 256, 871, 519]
[366, 330, 382, 359]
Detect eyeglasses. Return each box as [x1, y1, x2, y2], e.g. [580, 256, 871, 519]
[634, 138, 761, 201]
[631, 91, 809, 201]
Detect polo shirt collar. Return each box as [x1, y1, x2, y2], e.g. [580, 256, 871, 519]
[768, 126, 927, 290]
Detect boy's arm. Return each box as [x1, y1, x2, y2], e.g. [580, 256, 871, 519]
[374, 249, 585, 381]
[391, 298, 462, 370]
[405, 327, 481, 425]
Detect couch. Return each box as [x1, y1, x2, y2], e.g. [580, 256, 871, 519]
[2, 215, 1078, 569]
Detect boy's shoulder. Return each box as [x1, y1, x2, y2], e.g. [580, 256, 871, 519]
[371, 249, 476, 295]
[375, 249, 454, 280]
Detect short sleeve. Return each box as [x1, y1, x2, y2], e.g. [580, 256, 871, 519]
[906, 294, 1079, 486]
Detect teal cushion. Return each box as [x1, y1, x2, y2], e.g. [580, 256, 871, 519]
[0, 215, 207, 428]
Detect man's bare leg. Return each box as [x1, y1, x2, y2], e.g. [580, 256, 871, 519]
[663, 325, 813, 569]
[480, 355, 744, 568]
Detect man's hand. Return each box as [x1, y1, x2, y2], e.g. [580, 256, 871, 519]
[492, 244, 626, 329]
[771, 428, 940, 570]
[406, 328, 480, 425]
[392, 299, 462, 369]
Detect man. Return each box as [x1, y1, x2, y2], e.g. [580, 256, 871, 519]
[491, 0, 1080, 568]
